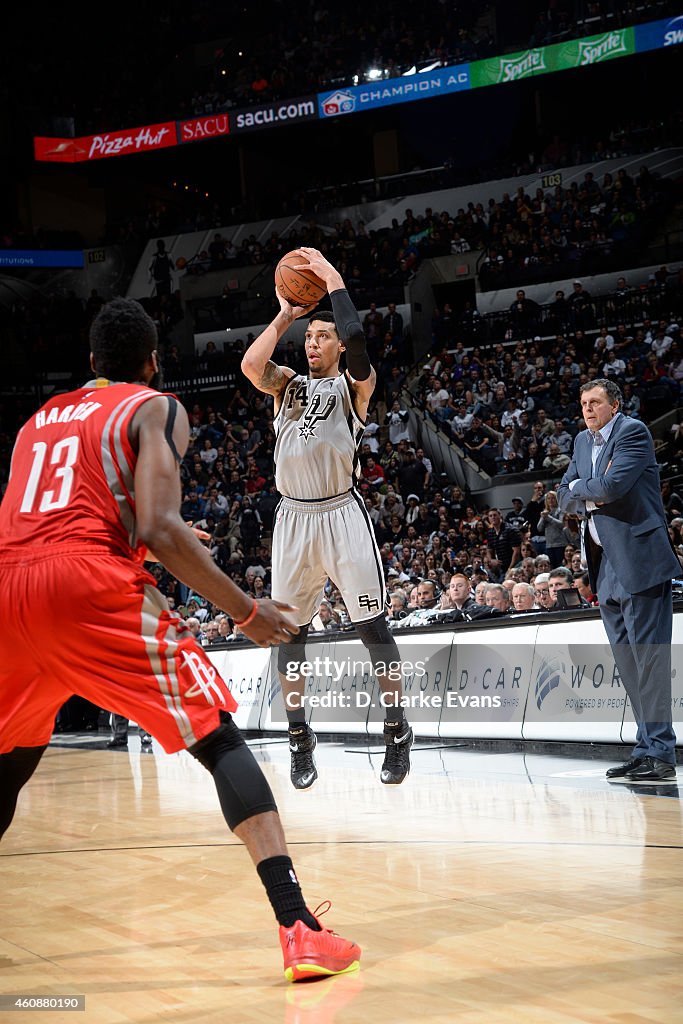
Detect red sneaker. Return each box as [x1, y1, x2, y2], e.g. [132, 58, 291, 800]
[279, 902, 361, 983]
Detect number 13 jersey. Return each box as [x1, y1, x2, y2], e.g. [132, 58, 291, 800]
[0, 380, 159, 559]
[273, 373, 366, 500]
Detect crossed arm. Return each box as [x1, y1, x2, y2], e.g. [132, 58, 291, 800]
[558, 423, 650, 513]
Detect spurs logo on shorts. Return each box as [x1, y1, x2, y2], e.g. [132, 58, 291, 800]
[358, 594, 381, 612]
[298, 393, 337, 443]
[181, 649, 226, 706]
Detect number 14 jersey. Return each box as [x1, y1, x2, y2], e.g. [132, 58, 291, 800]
[273, 372, 366, 500]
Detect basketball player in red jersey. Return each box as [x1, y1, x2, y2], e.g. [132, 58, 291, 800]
[0, 298, 360, 983]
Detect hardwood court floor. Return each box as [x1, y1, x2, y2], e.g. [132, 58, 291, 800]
[1, 735, 682, 1023]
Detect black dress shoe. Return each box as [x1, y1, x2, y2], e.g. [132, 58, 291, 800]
[606, 757, 645, 779]
[626, 757, 676, 782]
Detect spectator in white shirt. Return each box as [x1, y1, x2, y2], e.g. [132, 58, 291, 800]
[200, 439, 218, 466]
[603, 350, 626, 377]
[452, 403, 473, 433]
[651, 325, 673, 359]
[385, 401, 412, 444]
[362, 419, 380, 452]
[426, 377, 450, 416]
[594, 326, 615, 351]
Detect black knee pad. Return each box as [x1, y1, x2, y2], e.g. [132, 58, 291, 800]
[277, 623, 309, 675]
[188, 718, 277, 830]
[354, 614, 402, 682]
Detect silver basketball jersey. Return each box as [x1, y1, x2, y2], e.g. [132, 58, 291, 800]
[274, 373, 365, 499]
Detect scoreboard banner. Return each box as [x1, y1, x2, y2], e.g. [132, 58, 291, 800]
[469, 28, 635, 88]
[635, 14, 683, 52]
[33, 17, 681, 162]
[0, 250, 84, 268]
[318, 66, 470, 119]
[230, 95, 318, 133]
[34, 121, 177, 163]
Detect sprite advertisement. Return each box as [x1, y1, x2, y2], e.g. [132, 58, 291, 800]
[470, 27, 635, 88]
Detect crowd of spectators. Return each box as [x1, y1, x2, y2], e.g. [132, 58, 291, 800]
[415, 273, 683, 478]
[0, 285, 184, 385]
[477, 165, 675, 289]
[187, 0, 496, 121]
[1, 290, 681, 690]
[17, 1, 677, 140]
[172, 161, 679, 341]
[139, 268, 683, 641]
[149, 449, 683, 644]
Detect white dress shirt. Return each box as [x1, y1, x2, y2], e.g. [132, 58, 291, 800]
[569, 412, 621, 547]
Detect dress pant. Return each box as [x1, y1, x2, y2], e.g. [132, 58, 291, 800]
[595, 550, 675, 763]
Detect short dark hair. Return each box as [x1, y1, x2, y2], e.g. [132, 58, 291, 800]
[580, 377, 622, 408]
[90, 298, 158, 381]
[549, 566, 573, 583]
[307, 309, 338, 336]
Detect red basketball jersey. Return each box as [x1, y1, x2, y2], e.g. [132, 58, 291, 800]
[0, 380, 160, 559]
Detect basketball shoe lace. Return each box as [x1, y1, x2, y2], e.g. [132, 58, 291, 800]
[291, 746, 314, 774]
[312, 900, 333, 926]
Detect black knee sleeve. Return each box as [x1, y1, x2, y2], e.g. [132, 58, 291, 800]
[188, 718, 277, 830]
[277, 623, 309, 675]
[354, 615, 402, 681]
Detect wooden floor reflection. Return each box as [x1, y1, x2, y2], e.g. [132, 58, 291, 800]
[1, 737, 682, 1023]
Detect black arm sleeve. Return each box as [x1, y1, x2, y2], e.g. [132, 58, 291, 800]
[330, 287, 372, 381]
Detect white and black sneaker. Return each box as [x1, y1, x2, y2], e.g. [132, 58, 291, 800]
[288, 724, 318, 791]
[380, 720, 413, 785]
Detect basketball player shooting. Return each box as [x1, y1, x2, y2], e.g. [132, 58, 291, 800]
[242, 247, 413, 789]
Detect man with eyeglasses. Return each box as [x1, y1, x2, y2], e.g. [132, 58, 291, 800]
[532, 573, 554, 611]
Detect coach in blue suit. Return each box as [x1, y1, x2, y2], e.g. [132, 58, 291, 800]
[558, 378, 679, 782]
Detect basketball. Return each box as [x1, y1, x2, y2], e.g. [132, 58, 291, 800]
[274, 249, 326, 307]
[175, 256, 187, 270]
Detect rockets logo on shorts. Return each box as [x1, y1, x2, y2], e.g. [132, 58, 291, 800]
[181, 649, 227, 706]
[298, 393, 337, 443]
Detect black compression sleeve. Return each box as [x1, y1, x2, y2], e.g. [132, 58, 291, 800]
[330, 288, 372, 381]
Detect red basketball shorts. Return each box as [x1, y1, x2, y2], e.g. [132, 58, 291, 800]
[0, 547, 237, 754]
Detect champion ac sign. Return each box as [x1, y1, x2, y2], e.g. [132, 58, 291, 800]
[179, 114, 230, 143]
[319, 65, 471, 118]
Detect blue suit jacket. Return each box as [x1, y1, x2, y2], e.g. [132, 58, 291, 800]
[557, 415, 680, 595]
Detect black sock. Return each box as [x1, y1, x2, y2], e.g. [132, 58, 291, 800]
[256, 856, 321, 930]
[383, 708, 405, 728]
[287, 719, 307, 732]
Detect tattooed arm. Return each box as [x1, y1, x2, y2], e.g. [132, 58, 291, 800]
[241, 289, 315, 405]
